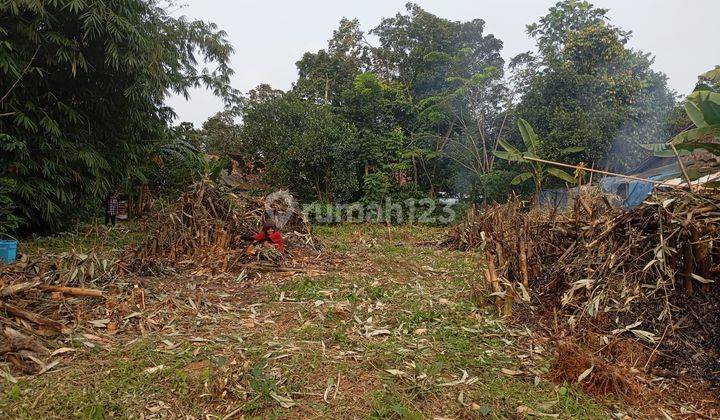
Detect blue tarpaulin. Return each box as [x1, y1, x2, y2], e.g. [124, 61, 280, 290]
[538, 175, 667, 210]
[599, 176, 661, 208]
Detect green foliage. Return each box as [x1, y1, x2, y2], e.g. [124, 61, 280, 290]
[197, 110, 243, 157]
[362, 172, 392, 204]
[472, 170, 523, 204]
[340, 73, 414, 182]
[512, 0, 676, 172]
[371, 3, 506, 195]
[295, 18, 366, 104]
[1, 1, 683, 231]
[0, 177, 21, 234]
[0, 0, 234, 233]
[695, 66, 720, 92]
[141, 129, 205, 199]
[242, 93, 359, 202]
[645, 71, 720, 158]
[495, 119, 580, 195]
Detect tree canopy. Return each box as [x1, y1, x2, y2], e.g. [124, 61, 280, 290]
[511, 0, 676, 173]
[0, 0, 235, 232]
[0, 0, 689, 233]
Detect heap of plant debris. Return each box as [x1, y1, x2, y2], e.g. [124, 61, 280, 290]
[0, 180, 321, 376]
[0, 251, 126, 375]
[133, 179, 317, 274]
[448, 186, 720, 389]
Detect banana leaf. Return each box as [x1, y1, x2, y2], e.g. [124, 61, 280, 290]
[517, 118, 540, 151]
[511, 172, 533, 185]
[547, 167, 577, 184]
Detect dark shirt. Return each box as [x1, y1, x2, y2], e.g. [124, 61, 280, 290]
[105, 197, 119, 216]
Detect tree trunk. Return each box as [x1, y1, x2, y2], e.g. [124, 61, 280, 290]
[324, 78, 331, 104]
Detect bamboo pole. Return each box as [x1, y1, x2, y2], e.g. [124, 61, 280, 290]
[0, 281, 41, 298]
[0, 303, 67, 332]
[523, 156, 683, 188]
[39, 285, 103, 298]
[669, 143, 693, 189]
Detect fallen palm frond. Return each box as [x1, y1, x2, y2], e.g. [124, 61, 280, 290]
[448, 186, 720, 385]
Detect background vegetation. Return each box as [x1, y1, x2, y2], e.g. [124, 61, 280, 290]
[0, 0, 700, 234]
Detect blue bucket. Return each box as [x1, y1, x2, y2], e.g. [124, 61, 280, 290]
[0, 238, 18, 264]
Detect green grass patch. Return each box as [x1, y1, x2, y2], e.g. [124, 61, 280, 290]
[20, 220, 145, 258]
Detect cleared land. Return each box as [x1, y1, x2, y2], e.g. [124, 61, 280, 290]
[0, 224, 615, 419]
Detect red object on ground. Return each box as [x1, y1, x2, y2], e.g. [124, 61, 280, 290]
[252, 230, 285, 253]
[268, 231, 284, 253]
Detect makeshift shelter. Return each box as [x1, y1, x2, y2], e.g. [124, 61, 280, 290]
[539, 152, 720, 209]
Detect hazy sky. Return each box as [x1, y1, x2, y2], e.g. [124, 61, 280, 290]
[167, 0, 720, 125]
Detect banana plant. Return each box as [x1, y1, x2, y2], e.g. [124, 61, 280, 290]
[643, 68, 720, 157]
[494, 119, 583, 197]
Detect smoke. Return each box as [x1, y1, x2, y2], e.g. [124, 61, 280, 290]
[604, 70, 677, 173]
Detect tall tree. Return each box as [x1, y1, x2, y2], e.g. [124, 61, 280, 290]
[512, 0, 676, 172]
[0, 0, 235, 232]
[339, 73, 414, 184]
[370, 3, 506, 195]
[295, 18, 366, 104]
[198, 110, 242, 157]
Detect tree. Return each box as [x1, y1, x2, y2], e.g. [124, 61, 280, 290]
[248, 83, 283, 104]
[0, 0, 235, 232]
[370, 4, 503, 99]
[295, 19, 366, 104]
[512, 0, 676, 172]
[423, 61, 509, 187]
[495, 119, 581, 197]
[241, 93, 359, 202]
[198, 110, 242, 157]
[370, 3, 506, 195]
[338, 73, 414, 184]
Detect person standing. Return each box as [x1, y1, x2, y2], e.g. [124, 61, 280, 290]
[104, 192, 119, 227]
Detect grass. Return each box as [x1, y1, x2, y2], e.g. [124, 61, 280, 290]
[0, 222, 608, 418]
[0, 340, 205, 418]
[20, 219, 144, 258]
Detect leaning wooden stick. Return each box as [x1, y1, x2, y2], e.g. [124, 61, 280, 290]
[523, 156, 683, 188]
[0, 303, 66, 332]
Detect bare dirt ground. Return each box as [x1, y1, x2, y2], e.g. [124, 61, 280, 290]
[0, 224, 678, 418]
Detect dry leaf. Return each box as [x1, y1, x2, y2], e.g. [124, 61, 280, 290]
[51, 347, 77, 357]
[577, 365, 594, 383]
[501, 368, 523, 376]
[368, 329, 391, 337]
[143, 365, 165, 374]
[269, 392, 295, 408]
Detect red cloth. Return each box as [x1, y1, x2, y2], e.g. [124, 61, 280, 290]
[252, 230, 285, 253]
[269, 231, 284, 253]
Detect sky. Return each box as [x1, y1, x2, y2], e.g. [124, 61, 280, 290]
[166, 0, 720, 126]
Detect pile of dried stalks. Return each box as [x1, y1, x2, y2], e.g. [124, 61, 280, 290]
[133, 179, 316, 274]
[0, 180, 319, 375]
[449, 187, 720, 385]
[0, 252, 120, 374]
